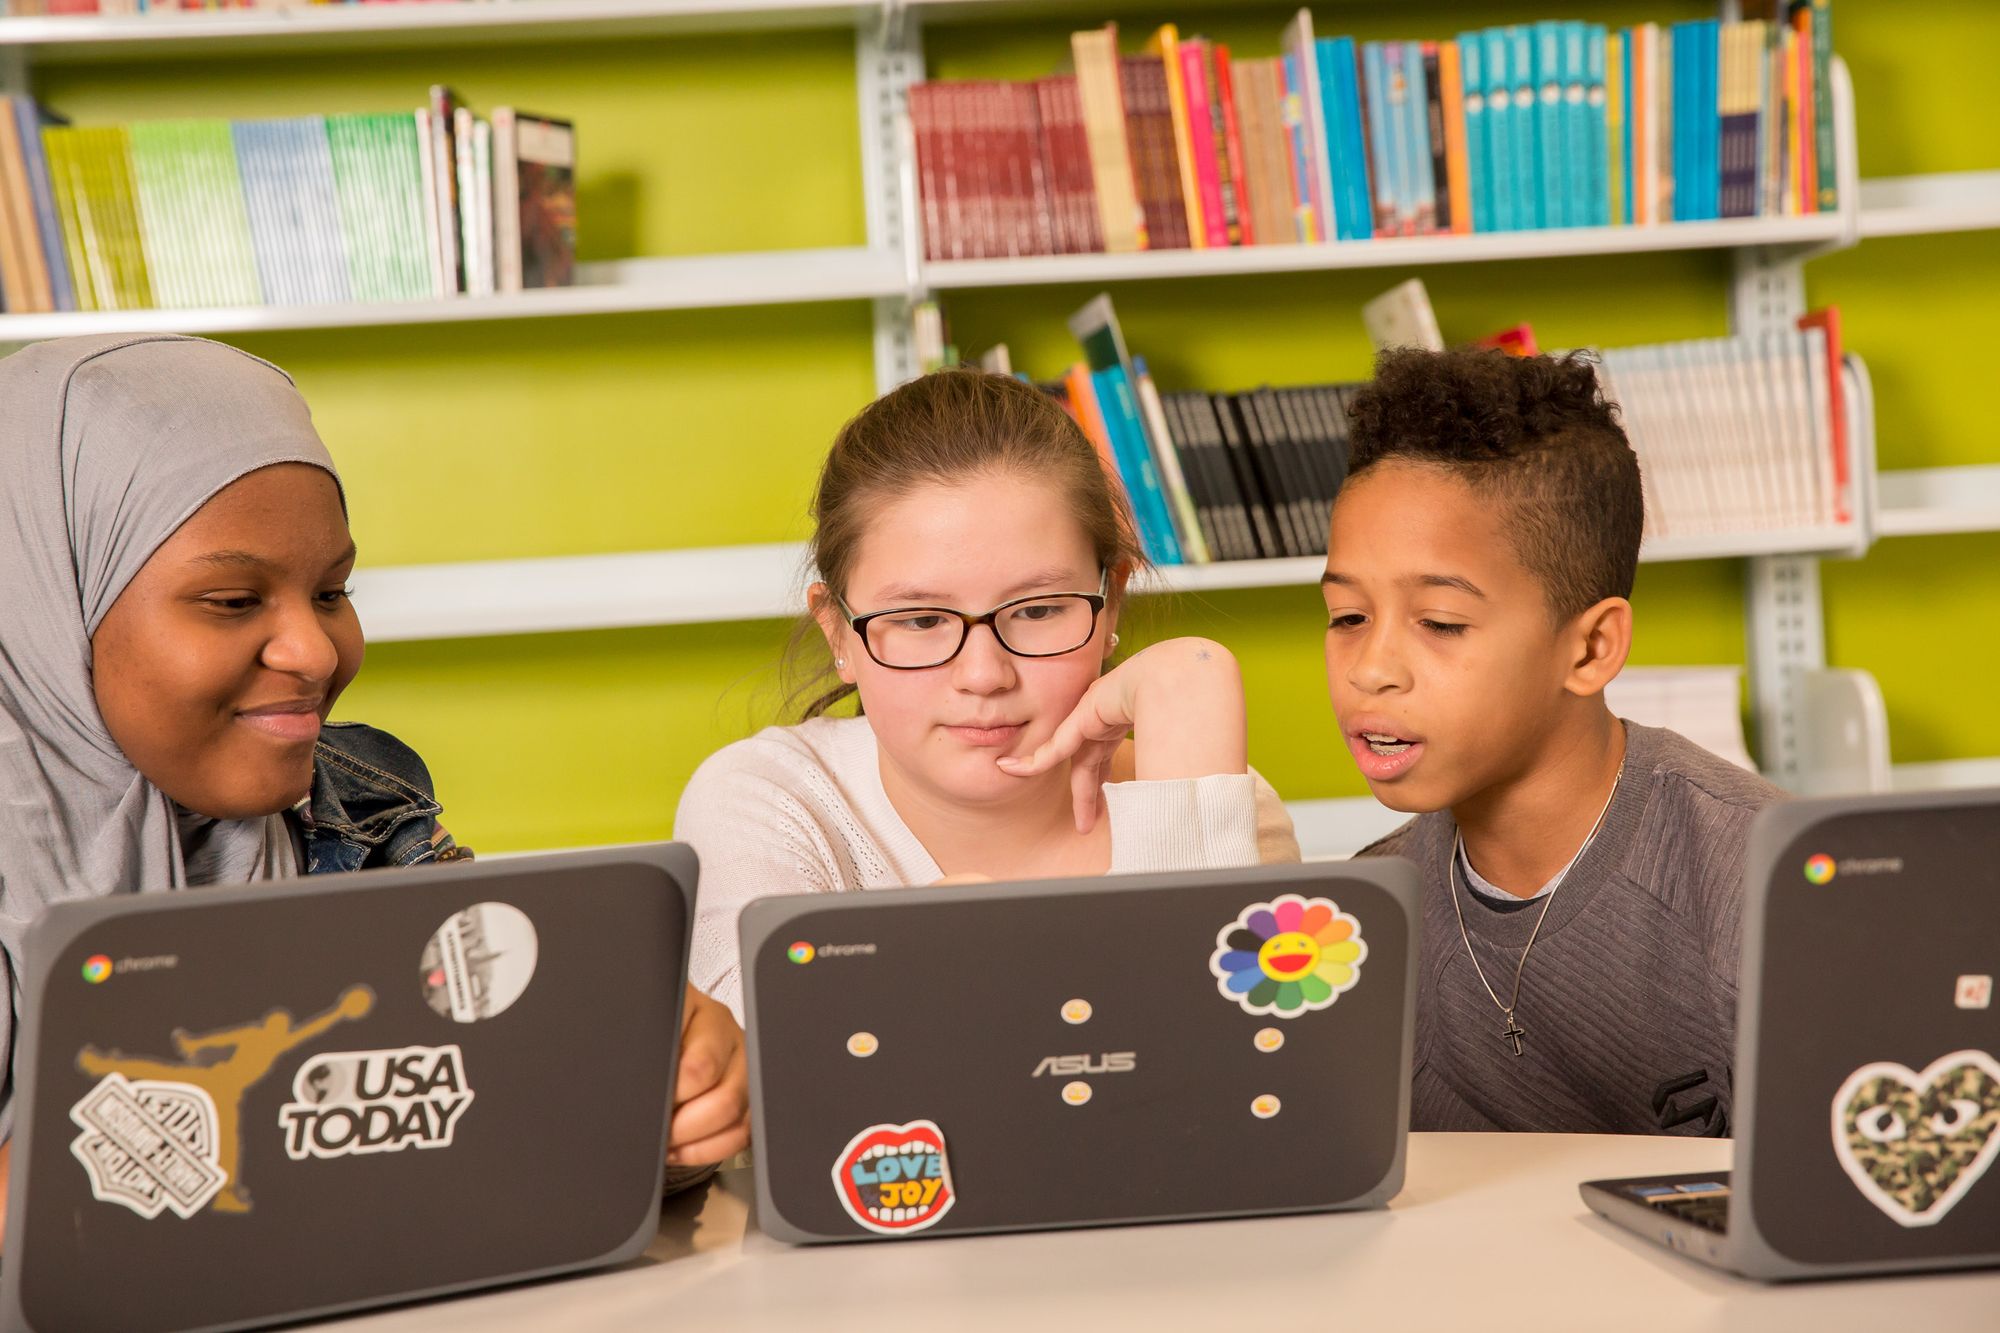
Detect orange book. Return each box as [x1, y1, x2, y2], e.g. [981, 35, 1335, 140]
[1438, 41, 1472, 235]
[1630, 26, 1650, 224]
[1064, 362, 1122, 486]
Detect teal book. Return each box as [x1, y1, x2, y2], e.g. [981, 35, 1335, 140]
[1361, 41, 1397, 235]
[1532, 21, 1563, 229]
[1401, 41, 1436, 234]
[1093, 365, 1184, 565]
[1584, 24, 1610, 227]
[1506, 26, 1537, 229]
[1458, 36, 1490, 233]
[1558, 22, 1587, 228]
[1381, 42, 1412, 234]
[1481, 29, 1516, 231]
[1315, 37, 1372, 241]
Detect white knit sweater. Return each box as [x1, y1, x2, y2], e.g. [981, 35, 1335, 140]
[674, 715, 1300, 1017]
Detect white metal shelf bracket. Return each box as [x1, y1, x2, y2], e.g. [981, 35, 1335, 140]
[859, 10, 922, 395]
[1733, 237, 1818, 787]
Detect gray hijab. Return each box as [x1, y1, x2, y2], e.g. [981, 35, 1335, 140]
[0, 334, 342, 1134]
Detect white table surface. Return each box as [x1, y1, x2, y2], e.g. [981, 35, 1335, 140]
[321, 1132, 2000, 1332]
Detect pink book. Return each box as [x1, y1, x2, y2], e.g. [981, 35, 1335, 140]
[1179, 40, 1230, 249]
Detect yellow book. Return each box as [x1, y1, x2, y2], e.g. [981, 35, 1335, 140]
[1072, 25, 1148, 252]
[1143, 23, 1207, 249]
[1606, 33, 1624, 227]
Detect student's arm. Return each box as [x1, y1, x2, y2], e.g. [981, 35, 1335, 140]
[673, 744, 844, 1022]
[1000, 637, 1248, 833]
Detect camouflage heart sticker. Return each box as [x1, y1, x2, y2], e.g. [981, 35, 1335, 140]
[1831, 1049, 2000, 1228]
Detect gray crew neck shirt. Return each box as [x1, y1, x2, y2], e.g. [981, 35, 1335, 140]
[1359, 721, 1783, 1136]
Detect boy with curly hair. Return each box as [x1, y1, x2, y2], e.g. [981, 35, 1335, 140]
[1322, 347, 1781, 1136]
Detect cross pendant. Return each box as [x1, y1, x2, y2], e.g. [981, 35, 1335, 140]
[1502, 1014, 1526, 1057]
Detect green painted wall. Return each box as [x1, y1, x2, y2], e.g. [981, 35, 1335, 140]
[36, 4, 1996, 851]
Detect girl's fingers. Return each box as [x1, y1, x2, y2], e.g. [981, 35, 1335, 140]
[997, 709, 1085, 776]
[1071, 749, 1112, 832]
[667, 1076, 749, 1155]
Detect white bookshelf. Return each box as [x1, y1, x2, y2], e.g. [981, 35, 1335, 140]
[1857, 170, 2000, 239]
[352, 518, 1879, 643]
[925, 213, 1852, 289]
[0, 0, 877, 58]
[0, 248, 904, 341]
[1874, 464, 2000, 539]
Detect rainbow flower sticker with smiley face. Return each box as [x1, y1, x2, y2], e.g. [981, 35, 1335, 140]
[1210, 894, 1367, 1017]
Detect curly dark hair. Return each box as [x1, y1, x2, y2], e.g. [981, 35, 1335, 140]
[1344, 346, 1644, 620]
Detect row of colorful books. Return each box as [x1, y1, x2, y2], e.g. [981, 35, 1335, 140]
[1599, 310, 1853, 541]
[929, 289, 1854, 567]
[0, 88, 574, 314]
[909, 3, 1838, 262]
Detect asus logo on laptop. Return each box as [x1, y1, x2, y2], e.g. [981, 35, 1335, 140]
[1032, 1053, 1136, 1077]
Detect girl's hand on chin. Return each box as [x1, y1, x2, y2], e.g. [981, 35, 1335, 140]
[997, 637, 1248, 833]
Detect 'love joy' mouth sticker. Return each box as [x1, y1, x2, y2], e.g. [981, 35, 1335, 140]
[833, 1119, 955, 1235]
[1831, 1049, 2000, 1228]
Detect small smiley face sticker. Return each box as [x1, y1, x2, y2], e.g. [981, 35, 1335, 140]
[1254, 1027, 1285, 1053]
[1061, 999, 1092, 1025]
[847, 1032, 878, 1058]
[1251, 1094, 1281, 1119]
[1062, 1081, 1093, 1106]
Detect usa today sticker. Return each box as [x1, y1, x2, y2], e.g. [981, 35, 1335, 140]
[421, 902, 538, 1023]
[280, 1045, 474, 1160]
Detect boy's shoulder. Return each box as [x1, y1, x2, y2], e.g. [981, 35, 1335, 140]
[1619, 721, 1784, 903]
[1628, 721, 1783, 813]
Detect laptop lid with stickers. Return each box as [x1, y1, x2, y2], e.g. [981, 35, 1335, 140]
[1730, 787, 2000, 1278]
[742, 861, 1418, 1243]
[2, 843, 695, 1333]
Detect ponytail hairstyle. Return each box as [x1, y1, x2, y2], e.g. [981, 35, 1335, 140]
[785, 367, 1145, 720]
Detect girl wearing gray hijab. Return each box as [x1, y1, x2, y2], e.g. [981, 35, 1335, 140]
[0, 335, 749, 1236]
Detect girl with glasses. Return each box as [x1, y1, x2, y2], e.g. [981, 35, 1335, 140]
[678, 368, 1300, 1017]
[0, 336, 749, 1242]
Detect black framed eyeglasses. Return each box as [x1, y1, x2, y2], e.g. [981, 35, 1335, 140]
[840, 571, 1109, 670]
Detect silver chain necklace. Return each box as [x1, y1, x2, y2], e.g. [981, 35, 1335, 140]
[1449, 769, 1622, 1058]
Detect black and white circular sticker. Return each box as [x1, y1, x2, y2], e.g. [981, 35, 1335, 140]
[421, 902, 538, 1022]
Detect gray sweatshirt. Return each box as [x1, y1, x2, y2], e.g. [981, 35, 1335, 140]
[1360, 721, 1782, 1136]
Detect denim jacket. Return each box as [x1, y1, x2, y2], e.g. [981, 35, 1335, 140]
[294, 721, 469, 875]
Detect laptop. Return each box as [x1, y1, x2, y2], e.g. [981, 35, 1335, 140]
[742, 860, 1419, 1242]
[1582, 787, 2000, 1280]
[2, 842, 697, 1332]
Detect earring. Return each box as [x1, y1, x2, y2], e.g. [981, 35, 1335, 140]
[836, 657, 847, 669]
[1109, 634, 1120, 651]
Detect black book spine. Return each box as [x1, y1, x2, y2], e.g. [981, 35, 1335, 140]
[1189, 393, 1255, 561]
[1212, 395, 1284, 559]
[1160, 392, 1230, 564]
[1424, 44, 1451, 233]
[1276, 388, 1333, 553]
[1248, 389, 1313, 556]
[1318, 383, 1355, 498]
